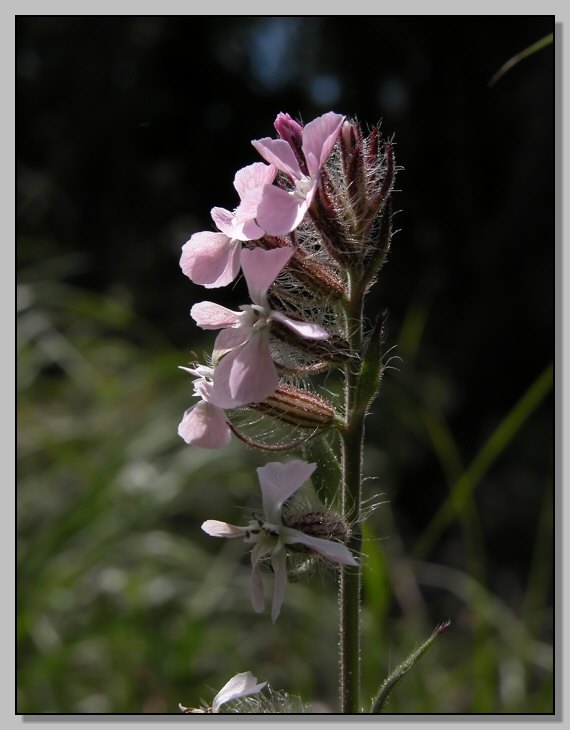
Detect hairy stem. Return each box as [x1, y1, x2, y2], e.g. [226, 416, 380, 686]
[339, 274, 365, 713]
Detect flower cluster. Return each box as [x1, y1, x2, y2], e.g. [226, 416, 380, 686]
[178, 110, 394, 450]
[177, 111, 396, 712]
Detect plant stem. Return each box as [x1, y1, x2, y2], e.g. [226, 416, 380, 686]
[339, 276, 365, 713]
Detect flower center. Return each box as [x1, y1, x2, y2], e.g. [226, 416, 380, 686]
[293, 175, 313, 201]
[240, 303, 271, 332]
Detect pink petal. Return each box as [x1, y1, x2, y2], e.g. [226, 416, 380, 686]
[240, 246, 293, 304]
[191, 301, 240, 330]
[257, 460, 316, 523]
[270, 546, 288, 622]
[210, 207, 234, 233]
[302, 112, 344, 178]
[212, 325, 250, 361]
[230, 197, 266, 240]
[233, 162, 276, 199]
[270, 310, 329, 340]
[178, 401, 231, 449]
[211, 204, 264, 242]
[201, 520, 247, 538]
[251, 137, 302, 180]
[212, 673, 267, 713]
[211, 335, 279, 408]
[281, 527, 358, 566]
[274, 112, 304, 147]
[180, 232, 241, 288]
[255, 184, 309, 236]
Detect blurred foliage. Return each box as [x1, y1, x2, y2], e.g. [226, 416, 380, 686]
[17, 16, 554, 714]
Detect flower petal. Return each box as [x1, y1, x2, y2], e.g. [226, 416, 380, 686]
[211, 204, 264, 242]
[270, 545, 288, 622]
[201, 520, 247, 538]
[180, 232, 241, 288]
[250, 542, 270, 613]
[211, 335, 279, 408]
[212, 325, 250, 361]
[233, 162, 276, 199]
[191, 301, 240, 330]
[255, 184, 309, 236]
[210, 207, 236, 234]
[240, 246, 293, 304]
[302, 112, 344, 178]
[251, 137, 302, 180]
[281, 526, 358, 566]
[177, 401, 231, 449]
[212, 672, 267, 713]
[257, 460, 316, 524]
[274, 112, 304, 147]
[270, 310, 329, 340]
[231, 198, 266, 240]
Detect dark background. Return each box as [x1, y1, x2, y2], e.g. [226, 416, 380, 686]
[17, 16, 554, 713]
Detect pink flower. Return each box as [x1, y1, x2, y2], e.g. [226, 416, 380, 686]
[177, 365, 231, 449]
[179, 162, 276, 288]
[190, 247, 329, 408]
[251, 111, 345, 235]
[202, 460, 357, 622]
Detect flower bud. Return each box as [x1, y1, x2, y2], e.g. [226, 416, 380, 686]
[282, 509, 348, 548]
[274, 112, 307, 175]
[311, 185, 357, 269]
[250, 385, 336, 429]
[258, 235, 346, 301]
[340, 120, 367, 221]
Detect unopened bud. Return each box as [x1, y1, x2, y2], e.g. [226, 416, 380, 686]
[250, 385, 336, 429]
[367, 141, 395, 223]
[259, 234, 346, 301]
[311, 185, 357, 269]
[274, 112, 307, 174]
[282, 509, 348, 548]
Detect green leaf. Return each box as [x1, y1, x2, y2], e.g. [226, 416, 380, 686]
[355, 312, 386, 417]
[303, 433, 342, 505]
[371, 621, 451, 712]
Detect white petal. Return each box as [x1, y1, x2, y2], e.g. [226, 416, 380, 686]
[250, 542, 271, 614]
[212, 672, 267, 713]
[201, 520, 247, 538]
[270, 545, 288, 622]
[191, 301, 240, 330]
[257, 460, 316, 524]
[281, 526, 358, 566]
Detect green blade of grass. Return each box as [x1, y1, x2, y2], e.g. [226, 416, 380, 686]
[413, 363, 553, 560]
[489, 33, 553, 87]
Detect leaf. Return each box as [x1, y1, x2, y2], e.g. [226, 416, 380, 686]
[303, 433, 342, 504]
[371, 621, 451, 712]
[355, 311, 386, 417]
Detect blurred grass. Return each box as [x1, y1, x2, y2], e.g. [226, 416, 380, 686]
[17, 259, 553, 714]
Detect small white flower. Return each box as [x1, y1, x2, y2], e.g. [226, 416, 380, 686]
[202, 460, 357, 622]
[179, 671, 266, 714]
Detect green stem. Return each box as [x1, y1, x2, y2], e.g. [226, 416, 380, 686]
[339, 276, 365, 713]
